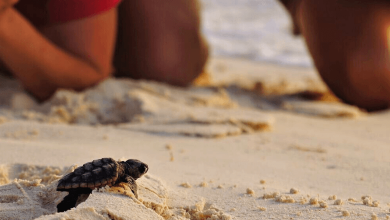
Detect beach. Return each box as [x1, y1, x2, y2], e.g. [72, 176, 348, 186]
[0, 57, 389, 219]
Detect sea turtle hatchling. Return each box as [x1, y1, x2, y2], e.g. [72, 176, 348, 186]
[56, 158, 148, 212]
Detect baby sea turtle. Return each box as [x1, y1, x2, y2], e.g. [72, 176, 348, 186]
[56, 158, 148, 212]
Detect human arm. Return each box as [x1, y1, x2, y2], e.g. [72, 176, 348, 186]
[0, 6, 117, 101]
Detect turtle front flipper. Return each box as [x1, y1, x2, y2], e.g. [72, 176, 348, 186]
[125, 175, 139, 199]
[57, 191, 79, 212]
[57, 188, 92, 212]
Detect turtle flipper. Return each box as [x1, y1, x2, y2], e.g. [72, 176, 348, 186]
[125, 175, 138, 199]
[57, 188, 92, 212]
[57, 191, 79, 212]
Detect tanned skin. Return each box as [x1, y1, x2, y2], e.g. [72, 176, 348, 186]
[0, 1, 116, 101]
[283, 0, 390, 111]
[0, 0, 208, 101]
[114, 0, 209, 86]
[1, 0, 390, 111]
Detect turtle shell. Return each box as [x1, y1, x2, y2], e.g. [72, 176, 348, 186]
[57, 158, 119, 191]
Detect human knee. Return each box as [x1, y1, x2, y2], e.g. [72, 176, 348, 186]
[296, 0, 390, 110]
[114, 0, 208, 86]
[146, 35, 209, 86]
[318, 62, 390, 111]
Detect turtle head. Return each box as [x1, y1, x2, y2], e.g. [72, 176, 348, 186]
[125, 159, 149, 179]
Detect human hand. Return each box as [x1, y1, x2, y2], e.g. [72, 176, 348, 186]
[0, 0, 18, 13]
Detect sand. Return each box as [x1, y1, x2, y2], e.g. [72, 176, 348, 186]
[0, 57, 389, 219]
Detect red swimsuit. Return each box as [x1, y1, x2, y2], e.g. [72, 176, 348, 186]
[15, 0, 121, 26]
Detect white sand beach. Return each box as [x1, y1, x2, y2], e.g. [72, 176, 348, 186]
[0, 57, 389, 219]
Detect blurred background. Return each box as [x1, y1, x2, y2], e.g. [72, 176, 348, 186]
[201, 0, 313, 68]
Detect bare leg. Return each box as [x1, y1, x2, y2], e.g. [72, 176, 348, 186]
[114, 0, 209, 86]
[283, 0, 390, 111]
[278, 0, 301, 35]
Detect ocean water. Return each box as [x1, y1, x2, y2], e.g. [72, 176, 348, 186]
[201, 0, 313, 67]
